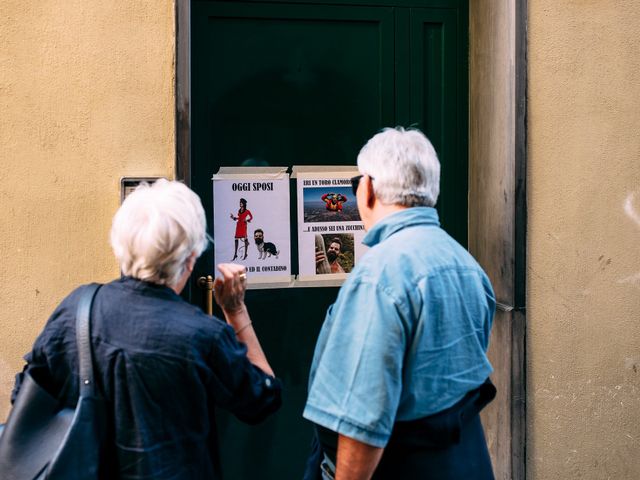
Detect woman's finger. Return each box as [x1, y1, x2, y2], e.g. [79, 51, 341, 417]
[213, 276, 225, 294]
[218, 263, 243, 276]
[219, 263, 234, 278]
[215, 264, 247, 299]
[218, 264, 247, 285]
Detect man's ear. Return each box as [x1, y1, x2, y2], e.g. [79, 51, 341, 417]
[186, 251, 197, 273]
[364, 175, 376, 209]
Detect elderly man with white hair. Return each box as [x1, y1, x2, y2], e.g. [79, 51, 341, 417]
[303, 128, 497, 480]
[10, 179, 281, 479]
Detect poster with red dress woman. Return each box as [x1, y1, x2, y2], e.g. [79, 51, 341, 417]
[213, 167, 291, 286]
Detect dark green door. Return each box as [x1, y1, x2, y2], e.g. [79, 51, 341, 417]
[190, 1, 467, 478]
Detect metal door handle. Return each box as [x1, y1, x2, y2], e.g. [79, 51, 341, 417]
[197, 275, 214, 316]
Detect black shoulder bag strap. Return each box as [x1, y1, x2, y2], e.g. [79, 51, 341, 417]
[45, 282, 108, 479]
[76, 283, 101, 399]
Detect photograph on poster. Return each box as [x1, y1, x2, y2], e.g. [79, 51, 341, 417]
[295, 170, 367, 280]
[302, 186, 360, 223]
[315, 233, 354, 275]
[213, 173, 291, 282]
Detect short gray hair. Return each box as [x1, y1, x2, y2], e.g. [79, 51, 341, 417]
[357, 127, 440, 207]
[110, 179, 207, 287]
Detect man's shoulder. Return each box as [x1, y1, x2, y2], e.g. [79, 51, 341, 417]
[362, 224, 487, 285]
[361, 223, 437, 267]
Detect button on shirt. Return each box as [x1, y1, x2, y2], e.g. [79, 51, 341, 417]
[303, 207, 495, 448]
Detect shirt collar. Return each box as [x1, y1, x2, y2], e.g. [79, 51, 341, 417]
[118, 276, 180, 300]
[362, 207, 440, 247]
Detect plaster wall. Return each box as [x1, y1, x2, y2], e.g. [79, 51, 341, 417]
[528, 1, 640, 478]
[0, 0, 175, 420]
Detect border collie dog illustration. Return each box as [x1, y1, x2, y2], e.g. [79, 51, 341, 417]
[254, 229, 279, 259]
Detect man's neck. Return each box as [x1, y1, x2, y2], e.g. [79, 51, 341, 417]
[367, 203, 407, 229]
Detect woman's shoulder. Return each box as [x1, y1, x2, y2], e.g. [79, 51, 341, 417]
[46, 283, 94, 322]
[29, 283, 96, 354]
[95, 281, 234, 360]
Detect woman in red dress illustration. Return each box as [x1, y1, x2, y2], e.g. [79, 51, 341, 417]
[230, 198, 253, 260]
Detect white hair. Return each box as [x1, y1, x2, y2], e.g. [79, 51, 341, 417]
[110, 179, 207, 287]
[357, 127, 440, 207]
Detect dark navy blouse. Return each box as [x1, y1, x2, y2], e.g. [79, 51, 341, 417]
[12, 277, 282, 479]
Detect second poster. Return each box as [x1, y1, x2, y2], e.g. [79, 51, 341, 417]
[295, 167, 368, 283]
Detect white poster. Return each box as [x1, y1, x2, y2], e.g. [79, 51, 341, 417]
[294, 167, 368, 283]
[213, 167, 291, 286]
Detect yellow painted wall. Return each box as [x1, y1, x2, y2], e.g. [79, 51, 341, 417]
[0, 0, 175, 420]
[528, 1, 640, 478]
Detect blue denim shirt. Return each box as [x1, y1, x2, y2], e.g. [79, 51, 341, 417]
[303, 207, 495, 448]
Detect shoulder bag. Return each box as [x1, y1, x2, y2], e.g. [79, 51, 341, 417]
[0, 283, 107, 479]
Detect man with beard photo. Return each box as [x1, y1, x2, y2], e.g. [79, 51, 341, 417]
[315, 237, 345, 274]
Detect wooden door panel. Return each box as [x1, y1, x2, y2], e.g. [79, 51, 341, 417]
[409, 7, 467, 245]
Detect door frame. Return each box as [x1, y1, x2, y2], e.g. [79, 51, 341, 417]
[174, 1, 527, 478]
[467, 2, 527, 479]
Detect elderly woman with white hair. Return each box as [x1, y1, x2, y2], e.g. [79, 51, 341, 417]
[10, 179, 281, 479]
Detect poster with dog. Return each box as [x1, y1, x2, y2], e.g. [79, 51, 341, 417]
[213, 167, 291, 286]
[293, 166, 368, 283]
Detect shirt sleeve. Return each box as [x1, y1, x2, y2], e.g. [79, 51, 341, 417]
[11, 291, 76, 404]
[303, 277, 409, 448]
[206, 324, 282, 425]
